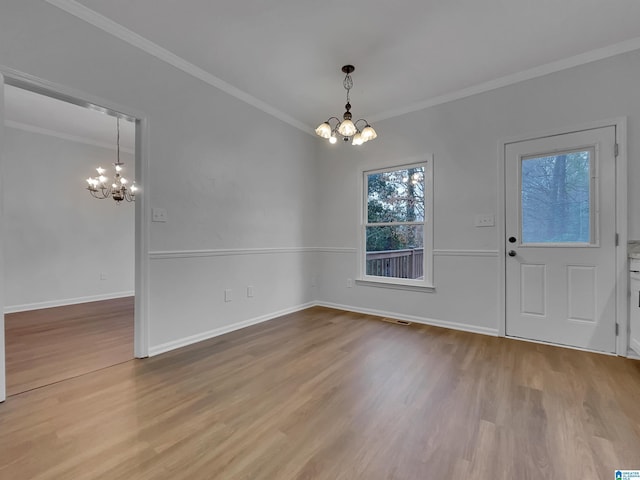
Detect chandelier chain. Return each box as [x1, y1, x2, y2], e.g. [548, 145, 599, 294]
[343, 73, 353, 103]
[116, 117, 121, 164]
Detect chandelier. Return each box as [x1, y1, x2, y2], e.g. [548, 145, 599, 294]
[315, 65, 377, 146]
[86, 116, 137, 203]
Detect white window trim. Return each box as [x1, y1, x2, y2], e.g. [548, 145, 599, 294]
[358, 156, 434, 290]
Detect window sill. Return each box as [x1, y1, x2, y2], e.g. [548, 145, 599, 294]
[355, 279, 435, 292]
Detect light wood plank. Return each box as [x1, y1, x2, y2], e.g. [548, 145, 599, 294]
[0, 306, 638, 479]
[5, 297, 134, 396]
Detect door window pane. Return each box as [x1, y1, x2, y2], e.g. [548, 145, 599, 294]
[521, 150, 592, 244]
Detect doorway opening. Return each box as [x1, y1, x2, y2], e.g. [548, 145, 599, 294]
[2, 82, 138, 396]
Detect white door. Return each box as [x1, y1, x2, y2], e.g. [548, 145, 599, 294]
[505, 126, 617, 353]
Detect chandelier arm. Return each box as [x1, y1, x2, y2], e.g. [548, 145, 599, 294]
[354, 119, 370, 130]
[331, 127, 347, 139]
[89, 188, 107, 199]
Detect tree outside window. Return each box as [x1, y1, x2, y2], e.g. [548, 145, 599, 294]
[521, 150, 592, 244]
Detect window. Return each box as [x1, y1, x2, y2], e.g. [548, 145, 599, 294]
[360, 159, 433, 288]
[521, 148, 595, 245]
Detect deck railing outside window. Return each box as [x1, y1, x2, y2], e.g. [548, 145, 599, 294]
[366, 248, 424, 279]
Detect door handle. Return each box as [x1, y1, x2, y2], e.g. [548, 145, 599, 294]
[508, 250, 517, 257]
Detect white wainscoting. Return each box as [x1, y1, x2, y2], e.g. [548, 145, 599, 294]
[144, 247, 502, 356]
[149, 246, 315, 260]
[149, 301, 315, 356]
[147, 247, 317, 354]
[315, 248, 501, 335]
[433, 249, 499, 257]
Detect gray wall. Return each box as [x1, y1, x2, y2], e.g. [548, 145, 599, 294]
[314, 50, 640, 333]
[3, 126, 134, 311]
[0, 0, 318, 354]
[0, 1, 638, 354]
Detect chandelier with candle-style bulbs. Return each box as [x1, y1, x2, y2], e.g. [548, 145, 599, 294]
[86, 116, 137, 203]
[315, 65, 377, 146]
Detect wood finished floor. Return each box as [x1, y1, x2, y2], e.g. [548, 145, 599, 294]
[5, 297, 134, 396]
[1, 306, 639, 479]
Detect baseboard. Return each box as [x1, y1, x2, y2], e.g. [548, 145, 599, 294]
[148, 301, 316, 356]
[4, 291, 135, 314]
[314, 301, 499, 337]
[630, 338, 640, 359]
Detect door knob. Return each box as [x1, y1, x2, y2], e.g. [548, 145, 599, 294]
[508, 250, 517, 257]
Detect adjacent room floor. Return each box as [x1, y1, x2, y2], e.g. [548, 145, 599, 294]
[0, 306, 638, 479]
[4, 297, 134, 396]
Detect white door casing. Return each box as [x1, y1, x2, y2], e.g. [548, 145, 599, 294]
[0, 73, 5, 402]
[505, 126, 617, 353]
[630, 267, 640, 355]
[0, 69, 150, 401]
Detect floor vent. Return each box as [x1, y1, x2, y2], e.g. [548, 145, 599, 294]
[381, 318, 412, 326]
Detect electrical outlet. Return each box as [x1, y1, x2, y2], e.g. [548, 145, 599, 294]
[152, 208, 167, 223]
[347, 278, 353, 288]
[224, 289, 232, 302]
[247, 286, 254, 298]
[100, 272, 107, 281]
[474, 214, 495, 227]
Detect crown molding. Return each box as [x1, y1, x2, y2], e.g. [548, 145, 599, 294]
[43, 0, 314, 136]
[4, 120, 135, 154]
[45, 1, 640, 131]
[369, 37, 640, 123]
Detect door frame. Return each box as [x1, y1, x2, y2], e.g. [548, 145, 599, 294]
[0, 66, 150, 401]
[497, 118, 628, 356]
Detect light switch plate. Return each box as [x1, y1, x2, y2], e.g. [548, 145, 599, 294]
[474, 214, 495, 227]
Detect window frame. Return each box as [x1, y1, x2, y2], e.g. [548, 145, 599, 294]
[358, 157, 434, 290]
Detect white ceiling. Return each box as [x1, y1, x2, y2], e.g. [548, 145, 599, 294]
[71, 0, 640, 129]
[7, 0, 640, 140]
[4, 84, 135, 152]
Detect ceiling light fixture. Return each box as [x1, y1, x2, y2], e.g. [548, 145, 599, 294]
[315, 65, 377, 146]
[86, 116, 137, 203]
